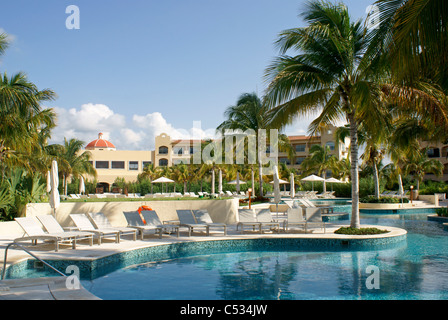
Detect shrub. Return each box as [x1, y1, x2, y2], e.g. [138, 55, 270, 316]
[360, 196, 409, 204]
[334, 227, 389, 235]
[436, 207, 448, 217]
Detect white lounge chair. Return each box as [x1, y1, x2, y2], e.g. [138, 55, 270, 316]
[123, 211, 164, 239]
[192, 209, 227, 235]
[255, 209, 280, 233]
[283, 207, 306, 232]
[140, 210, 180, 238]
[304, 207, 326, 233]
[36, 215, 96, 246]
[14, 217, 81, 252]
[236, 209, 261, 234]
[87, 212, 138, 241]
[70, 214, 121, 244]
[176, 210, 209, 236]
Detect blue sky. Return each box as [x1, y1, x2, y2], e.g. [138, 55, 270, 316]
[0, 0, 375, 150]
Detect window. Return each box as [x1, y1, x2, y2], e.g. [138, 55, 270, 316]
[295, 144, 306, 152]
[326, 142, 335, 151]
[95, 161, 109, 169]
[159, 146, 168, 155]
[173, 147, 183, 155]
[173, 159, 188, 165]
[190, 147, 194, 155]
[142, 161, 152, 169]
[279, 158, 290, 165]
[295, 157, 306, 165]
[129, 161, 139, 171]
[111, 161, 125, 169]
[159, 158, 168, 166]
[427, 148, 440, 158]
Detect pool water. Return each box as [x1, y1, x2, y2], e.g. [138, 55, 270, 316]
[80, 213, 448, 300]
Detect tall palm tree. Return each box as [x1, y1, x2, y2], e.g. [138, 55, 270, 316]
[403, 148, 444, 191]
[217, 92, 294, 197]
[372, 0, 448, 146]
[263, 1, 394, 228]
[374, 0, 448, 92]
[47, 138, 96, 195]
[139, 163, 161, 194]
[301, 144, 338, 193]
[0, 73, 56, 169]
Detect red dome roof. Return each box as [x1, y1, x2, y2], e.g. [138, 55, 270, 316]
[86, 133, 116, 149]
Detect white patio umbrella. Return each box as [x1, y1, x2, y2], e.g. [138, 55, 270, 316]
[325, 177, 343, 191]
[152, 176, 175, 193]
[290, 172, 295, 199]
[273, 165, 281, 219]
[228, 173, 246, 193]
[79, 175, 85, 195]
[49, 160, 60, 218]
[301, 174, 325, 192]
[46, 170, 51, 193]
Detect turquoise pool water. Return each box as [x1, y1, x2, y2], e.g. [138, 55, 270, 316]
[5, 213, 447, 300]
[77, 213, 448, 300]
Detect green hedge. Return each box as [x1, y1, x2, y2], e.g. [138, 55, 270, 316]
[360, 196, 410, 204]
[334, 227, 389, 235]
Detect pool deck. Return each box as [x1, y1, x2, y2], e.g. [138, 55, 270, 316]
[0, 220, 407, 300]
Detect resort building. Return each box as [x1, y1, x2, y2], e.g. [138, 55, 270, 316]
[83, 126, 350, 191]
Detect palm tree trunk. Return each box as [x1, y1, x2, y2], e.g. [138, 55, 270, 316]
[211, 169, 215, 194]
[258, 148, 263, 197]
[349, 112, 360, 229]
[373, 162, 380, 199]
[64, 175, 68, 196]
[258, 160, 263, 197]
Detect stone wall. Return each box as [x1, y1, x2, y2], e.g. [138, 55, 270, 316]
[0, 198, 239, 236]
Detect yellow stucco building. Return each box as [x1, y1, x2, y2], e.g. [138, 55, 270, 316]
[83, 126, 350, 191]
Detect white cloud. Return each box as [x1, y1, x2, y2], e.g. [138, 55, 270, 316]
[49, 103, 217, 150]
[0, 28, 16, 44]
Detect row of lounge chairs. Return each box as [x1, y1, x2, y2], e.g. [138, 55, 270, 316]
[236, 207, 325, 234]
[67, 191, 224, 200]
[13, 206, 326, 252]
[265, 190, 336, 199]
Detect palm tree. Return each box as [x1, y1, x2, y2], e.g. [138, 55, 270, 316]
[139, 163, 160, 194]
[374, 0, 448, 92]
[372, 0, 448, 145]
[301, 145, 338, 193]
[336, 123, 389, 199]
[403, 148, 444, 191]
[217, 92, 294, 197]
[263, 1, 392, 228]
[0, 73, 56, 171]
[47, 138, 96, 195]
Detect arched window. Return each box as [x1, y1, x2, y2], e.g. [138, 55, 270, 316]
[159, 158, 168, 166]
[159, 146, 168, 155]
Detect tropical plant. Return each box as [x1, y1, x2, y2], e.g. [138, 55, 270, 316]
[217, 92, 294, 197]
[402, 148, 444, 191]
[301, 144, 338, 192]
[139, 163, 161, 194]
[47, 138, 96, 195]
[0, 168, 47, 220]
[263, 1, 391, 228]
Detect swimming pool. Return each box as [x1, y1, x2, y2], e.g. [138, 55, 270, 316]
[77, 214, 444, 300]
[5, 213, 447, 300]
